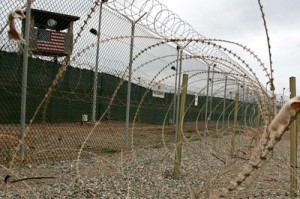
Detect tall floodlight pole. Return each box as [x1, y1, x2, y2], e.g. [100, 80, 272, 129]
[91, 0, 108, 122]
[19, 1, 31, 161]
[125, 12, 147, 148]
[209, 64, 216, 121]
[172, 46, 180, 124]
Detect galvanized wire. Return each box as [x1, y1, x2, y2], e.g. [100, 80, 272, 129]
[0, 0, 283, 198]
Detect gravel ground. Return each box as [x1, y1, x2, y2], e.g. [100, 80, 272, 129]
[0, 134, 299, 199]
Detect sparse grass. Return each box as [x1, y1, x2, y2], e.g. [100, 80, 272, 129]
[101, 147, 118, 154]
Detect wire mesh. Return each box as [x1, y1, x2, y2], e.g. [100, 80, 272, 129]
[0, 0, 291, 198]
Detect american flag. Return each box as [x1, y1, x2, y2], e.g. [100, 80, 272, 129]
[37, 29, 65, 53]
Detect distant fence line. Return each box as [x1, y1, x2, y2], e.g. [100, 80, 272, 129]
[0, 51, 256, 125]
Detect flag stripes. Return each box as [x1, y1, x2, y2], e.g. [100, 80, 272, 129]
[37, 29, 65, 53]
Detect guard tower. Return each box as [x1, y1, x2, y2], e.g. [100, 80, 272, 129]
[24, 9, 80, 56]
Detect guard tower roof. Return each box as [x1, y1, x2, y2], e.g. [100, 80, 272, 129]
[28, 9, 80, 31]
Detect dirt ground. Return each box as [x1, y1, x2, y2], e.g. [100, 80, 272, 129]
[1, 122, 300, 198]
[1, 120, 299, 166]
[0, 121, 221, 165]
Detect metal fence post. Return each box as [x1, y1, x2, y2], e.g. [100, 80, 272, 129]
[125, 12, 147, 149]
[222, 75, 227, 130]
[19, 1, 31, 161]
[244, 87, 249, 126]
[174, 41, 190, 141]
[209, 64, 215, 121]
[175, 47, 183, 141]
[172, 46, 180, 125]
[91, 0, 107, 122]
[204, 65, 210, 133]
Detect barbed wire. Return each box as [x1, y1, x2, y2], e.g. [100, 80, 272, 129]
[0, 1, 290, 198]
[107, 0, 252, 74]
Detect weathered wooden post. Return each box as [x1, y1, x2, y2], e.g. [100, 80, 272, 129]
[289, 76, 297, 198]
[230, 92, 239, 156]
[173, 74, 188, 180]
[255, 109, 261, 128]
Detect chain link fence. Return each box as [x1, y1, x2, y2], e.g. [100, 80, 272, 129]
[0, 0, 285, 198]
[0, 0, 259, 165]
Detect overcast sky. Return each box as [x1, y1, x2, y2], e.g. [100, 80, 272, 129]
[160, 0, 300, 97]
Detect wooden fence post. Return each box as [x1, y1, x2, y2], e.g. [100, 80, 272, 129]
[289, 76, 297, 198]
[231, 92, 239, 156]
[173, 74, 188, 180]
